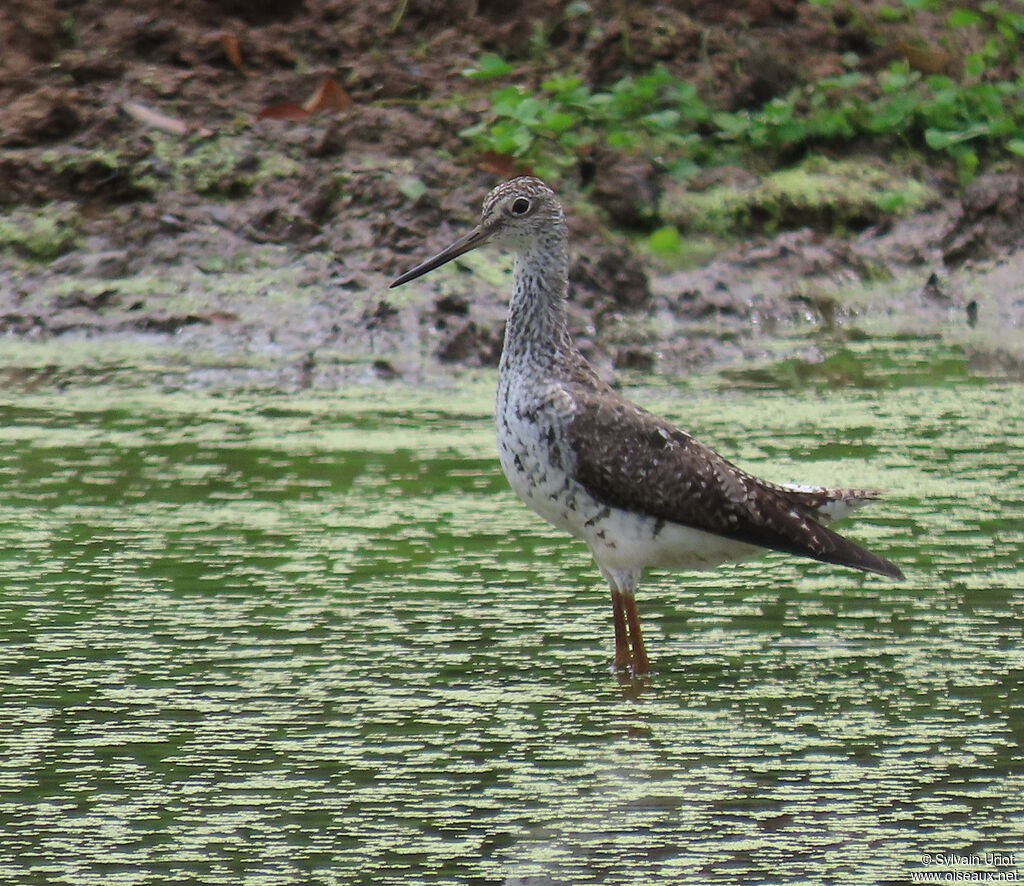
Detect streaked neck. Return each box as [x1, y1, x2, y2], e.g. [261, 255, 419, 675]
[501, 236, 573, 374]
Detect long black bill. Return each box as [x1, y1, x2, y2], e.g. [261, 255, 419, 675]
[389, 225, 492, 288]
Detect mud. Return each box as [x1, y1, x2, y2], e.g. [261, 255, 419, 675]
[0, 1, 1021, 389]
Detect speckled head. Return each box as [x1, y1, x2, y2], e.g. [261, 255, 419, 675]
[390, 177, 565, 288]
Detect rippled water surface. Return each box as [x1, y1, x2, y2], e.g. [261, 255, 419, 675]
[0, 341, 1021, 885]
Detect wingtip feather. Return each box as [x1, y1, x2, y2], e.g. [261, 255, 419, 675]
[822, 530, 904, 581]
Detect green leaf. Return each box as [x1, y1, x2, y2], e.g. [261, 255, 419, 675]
[458, 121, 486, 139]
[668, 157, 700, 180]
[642, 109, 681, 130]
[541, 75, 584, 95]
[924, 74, 954, 91]
[948, 8, 983, 28]
[952, 145, 979, 183]
[540, 110, 576, 133]
[963, 51, 986, 77]
[510, 97, 545, 124]
[713, 111, 749, 137]
[397, 176, 427, 202]
[648, 225, 682, 254]
[878, 192, 907, 213]
[462, 53, 514, 80]
[924, 129, 955, 150]
[877, 5, 907, 20]
[565, 0, 591, 15]
[925, 124, 990, 150]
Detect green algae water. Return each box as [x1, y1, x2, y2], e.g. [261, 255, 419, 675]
[0, 340, 1021, 885]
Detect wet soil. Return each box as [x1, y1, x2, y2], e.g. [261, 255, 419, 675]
[1, 0, 1022, 389]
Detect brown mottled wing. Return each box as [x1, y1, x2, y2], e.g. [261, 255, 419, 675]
[567, 389, 903, 579]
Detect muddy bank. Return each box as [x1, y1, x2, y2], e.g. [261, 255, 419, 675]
[1, 1, 1022, 390]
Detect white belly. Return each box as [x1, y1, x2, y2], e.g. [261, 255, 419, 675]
[496, 398, 762, 575]
[579, 506, 762, 572]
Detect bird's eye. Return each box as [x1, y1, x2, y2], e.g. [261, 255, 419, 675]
[510, 197, 531, 215]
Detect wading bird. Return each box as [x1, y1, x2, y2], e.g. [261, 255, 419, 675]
[391, 177, 903, 674]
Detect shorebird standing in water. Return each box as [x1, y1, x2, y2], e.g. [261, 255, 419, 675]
[390, 177, 903, 674]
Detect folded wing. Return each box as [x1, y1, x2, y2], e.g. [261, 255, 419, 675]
[566, 389, 903, 580]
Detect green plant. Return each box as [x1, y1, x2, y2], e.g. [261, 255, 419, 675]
[460, 2, 1024, 186]
[0, 206, 80, 262]
[459, 65, 712, 180]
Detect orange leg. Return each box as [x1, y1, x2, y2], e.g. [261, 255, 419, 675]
[611, 589, 631, 670]
[622, 594, 650, 675]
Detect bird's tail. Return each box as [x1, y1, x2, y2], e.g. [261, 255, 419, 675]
[770, 485, 904, 580]
[781, 484, 886, 524]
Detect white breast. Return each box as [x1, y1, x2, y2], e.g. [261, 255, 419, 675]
[496, 378, 764, 575]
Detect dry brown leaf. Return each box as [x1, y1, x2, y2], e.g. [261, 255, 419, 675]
[204, 310, 241, 325]
[896, 40, 952, 75]
[219, 32, 248, 76]
[258, 78, 351, 121]
[302, 78, 351, 113]
[257, 102, 310, 120]
[478, 150, 531, 178]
